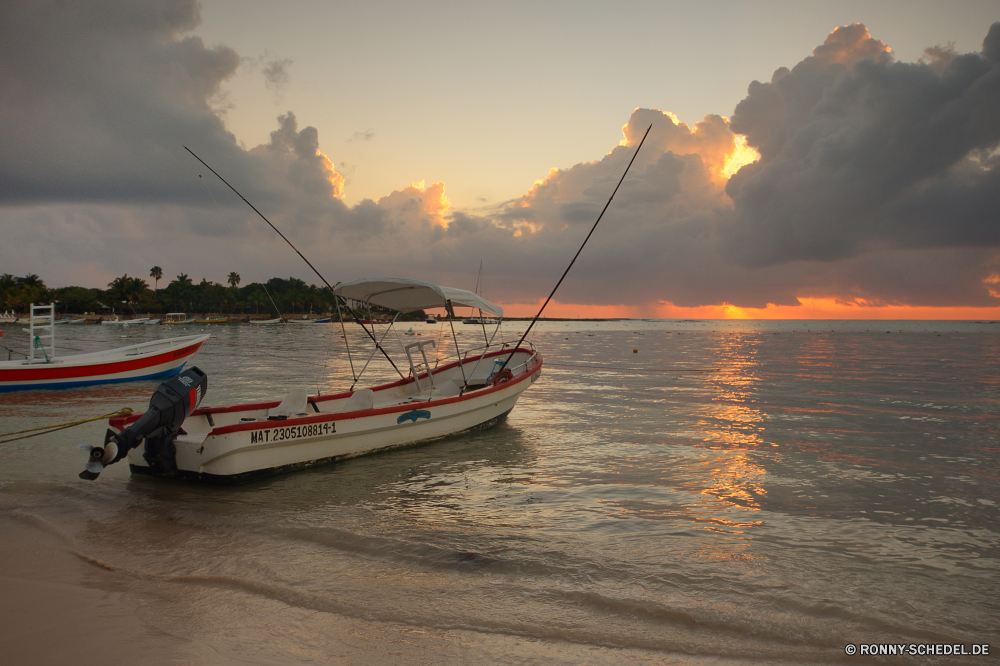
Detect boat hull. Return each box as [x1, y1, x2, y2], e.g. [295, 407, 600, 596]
[121, 348, 542, 483]
[0, 334, 210, 391]
[132, 406, 516, 484]
[101, 318, 149, 325]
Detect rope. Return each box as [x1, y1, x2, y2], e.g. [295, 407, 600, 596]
[0, 407, 134, 444]
[33, 335, 51, 363]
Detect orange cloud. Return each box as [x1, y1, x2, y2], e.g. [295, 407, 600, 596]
[318, 150, 345, 199]
[812, 23, 891, 66]
[721, 134, 759, 179]
[621, 108, 744, 185]
[376, 180, 451, 227]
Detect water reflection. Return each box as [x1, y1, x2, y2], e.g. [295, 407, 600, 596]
[3, 321, 998, 658]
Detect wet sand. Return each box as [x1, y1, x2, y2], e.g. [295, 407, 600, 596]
[2, 512, 713, 666]
[0, 513, 194, 666]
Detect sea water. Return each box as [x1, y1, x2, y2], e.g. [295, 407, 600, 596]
[0, 320, 997, 664]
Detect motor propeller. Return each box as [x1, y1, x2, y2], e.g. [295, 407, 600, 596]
[77, 440, 118, 480]
[78, 367, 207, 480]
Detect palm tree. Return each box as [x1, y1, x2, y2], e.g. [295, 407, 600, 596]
[150, 266, 163, 291]
[0, 273, 15, 310]
[14, 274, 47, 309]
[107, 274, 150, 312]
[228, 272, 241, 288]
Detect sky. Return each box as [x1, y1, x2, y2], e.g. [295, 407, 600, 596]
[1, 0, 999, 318]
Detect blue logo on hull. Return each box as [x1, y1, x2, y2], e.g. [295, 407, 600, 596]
[397, 409, 431, 424]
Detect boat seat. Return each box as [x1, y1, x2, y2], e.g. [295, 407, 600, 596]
[268, 389, 309, 418]
[336, 388, 374, 413]
[437, 380, 461, 397]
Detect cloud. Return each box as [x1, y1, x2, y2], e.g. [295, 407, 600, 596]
[249, 112, 345, 200]
[243, 52, 293, 100]
[377, 181, 451, 228]
[0, 0, 241, 205]
[349, 130, 375, 142]
[724, 22, 1000, 267]
[1, 5, 998, 315]
[0, 0, 334, 217]
[261, 57, 293, 96]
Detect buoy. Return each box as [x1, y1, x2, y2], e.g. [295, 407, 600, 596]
[633, 348, 638, 353]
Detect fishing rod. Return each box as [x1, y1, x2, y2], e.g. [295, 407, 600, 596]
[183, 146, 403, 379]
[491, 123, 652, 379]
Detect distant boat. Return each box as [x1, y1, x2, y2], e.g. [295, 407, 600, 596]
[195, 316, 228, 324]
[163, 313, 196, 325]
[101, 316, 149, 326]
[463, 317, 499, 325]
[252, 318, 284, 325]
[314, 317, 331, 323]
[143, 318, 162, 325]
[68, 318, 87, 325]
[426, 315, 437, 324]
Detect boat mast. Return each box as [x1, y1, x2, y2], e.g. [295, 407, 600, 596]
[261, 285, 283, 323]
[491, 124, 652, 378]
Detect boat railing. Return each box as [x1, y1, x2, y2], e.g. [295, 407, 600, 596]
[421, 340, 538, 380]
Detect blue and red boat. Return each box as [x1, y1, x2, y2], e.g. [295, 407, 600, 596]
[0, 304, 208, 392]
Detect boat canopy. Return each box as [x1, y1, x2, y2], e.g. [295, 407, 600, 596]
[334, 278, 503, 317]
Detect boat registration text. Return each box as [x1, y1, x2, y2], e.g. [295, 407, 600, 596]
[250, 422, 336, 444]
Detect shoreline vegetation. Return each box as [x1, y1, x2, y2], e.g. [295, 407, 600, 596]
[0, 271, 624, 323]
[3, 273, 999, 324]
[0, 271, 417, 320]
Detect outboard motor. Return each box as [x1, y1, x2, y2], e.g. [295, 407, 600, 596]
[79, 367, 208, 480]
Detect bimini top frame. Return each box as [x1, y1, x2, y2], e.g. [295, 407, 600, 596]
[334, 278, 503, 318]
[333, 278, 507, 392]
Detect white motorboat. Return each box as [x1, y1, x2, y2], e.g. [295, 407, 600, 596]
[163, 313, 196, 325]
[101, 315, 149, 326]
[1, 304, 209, 392]
[92, 279, 542, 483]
[250, 317, 284, 325]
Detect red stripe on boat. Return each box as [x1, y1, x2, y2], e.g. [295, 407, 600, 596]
[0, 341, 204, 382]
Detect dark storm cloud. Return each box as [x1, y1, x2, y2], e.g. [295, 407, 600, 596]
[0, 0, 237, 204]
[0, 0, 340, 220]
[724, 23, 1000, 267]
